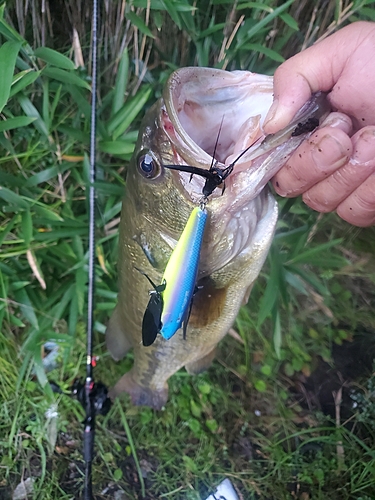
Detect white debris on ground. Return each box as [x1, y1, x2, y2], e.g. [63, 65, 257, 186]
[204, 478, 240, 500]
[12, 477, 34, 500]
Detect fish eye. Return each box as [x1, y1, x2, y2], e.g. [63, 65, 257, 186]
[137, 150, 161, 179]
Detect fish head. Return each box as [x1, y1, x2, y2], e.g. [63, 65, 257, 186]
[127, 67, 328, 273]
[129, 67, 273, 199]
[130, 66, 328, 214]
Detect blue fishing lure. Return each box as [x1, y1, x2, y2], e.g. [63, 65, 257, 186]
[140, 205, 207, 346]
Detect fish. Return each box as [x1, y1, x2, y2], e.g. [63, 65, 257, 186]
[106, 67, 329, 409]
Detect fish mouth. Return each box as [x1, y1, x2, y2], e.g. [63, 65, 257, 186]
[161, 67, 329, 203]
[163, 67, 274, 167]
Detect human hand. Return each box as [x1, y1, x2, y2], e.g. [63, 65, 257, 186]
[264, 21, 375, 227]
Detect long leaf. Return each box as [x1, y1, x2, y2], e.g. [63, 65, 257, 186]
[242, 43, 285, 62]
[98, 140, 134, 156]
[0, 215, 16, 246]
[9, 69, 41, 97]
[75, 267, 86, 315]
[14, 288, 39, 330]
[109, 86, 152, 139]
[0, 186, 30, 209]
[25, 163, 71, 187]
[112, 48, 129, 116]
[237, 0, 295, 46]
[125, 11, 155, 38]
[17, 93, 50, 138]
[43, 67, 91, 90]
[34, 47, 75, 70]
[33, 228, 88, 241]
[257, 262, 280, 327]
[33, 204, 63, 222]
[286, 239, 344, 266]
[0, 116, 36, 132]
[160, 0, 182, 28]
[272, 308, 282, 359]
[21, 209, 33, 247]
[0, 40, 21, 112]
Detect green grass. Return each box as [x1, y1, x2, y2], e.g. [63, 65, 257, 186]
[1, 1, 375, 498]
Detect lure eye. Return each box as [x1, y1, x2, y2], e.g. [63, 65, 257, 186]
[137, 151, 161, 179]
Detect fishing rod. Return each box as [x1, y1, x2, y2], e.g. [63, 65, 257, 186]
[78, 1, 111, 498]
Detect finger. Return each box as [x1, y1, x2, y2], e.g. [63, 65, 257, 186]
[302, 127, 375, 212]
[272, 125, 353, 196]
[263, 22, 375, 134]
[336, 173, 375, 227]
[319, 112, 353, 135]
[327, 27, 375, 129]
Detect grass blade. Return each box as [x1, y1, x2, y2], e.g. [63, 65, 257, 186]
[17, 93, 50, 138]
[21, 209, 33, 247]
[112, 48, 129, 117]
[34, 47, 75, 70]
[9, 69, 41, 97]
[14, 288, 39, 330]
[0, 116, 36, 132]
[0, 40, 21, 112]
[110, 86, 152, 139]
[116, 401, 146, 498]
[125, 11, 155, 38]
[43, 67, 91, 90]
[237, 0, 295, 46]
[0, 186, 30, 209]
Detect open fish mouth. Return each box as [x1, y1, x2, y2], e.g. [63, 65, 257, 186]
[161, 67, 328, 202]
[163, 68, 273, 168]
[163, 67, 274, 165]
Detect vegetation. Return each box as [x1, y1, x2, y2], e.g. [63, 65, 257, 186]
[1, 0, 375, 498]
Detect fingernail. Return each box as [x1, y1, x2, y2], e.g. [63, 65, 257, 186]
[320, 113, 353, 135]
[312, 135, 348, 169]
[352, 129, 375, 163]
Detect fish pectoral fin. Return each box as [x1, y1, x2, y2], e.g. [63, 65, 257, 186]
[109, 370, 168, 410]
[242, 283, 254, 306]
[185, 347, 217, 375]
[106, 306, 132, 361]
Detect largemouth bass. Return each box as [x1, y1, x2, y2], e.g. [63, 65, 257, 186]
[106, 67, 328, 409]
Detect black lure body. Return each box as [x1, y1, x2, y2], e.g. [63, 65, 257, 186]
[164, 116, 237, 198]
[164, 162, 233, 197]
[135, 267, 166, 346]
[164, 126, 255, 198]
[291, 117, 320, 136]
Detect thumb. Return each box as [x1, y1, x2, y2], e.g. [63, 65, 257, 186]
[263, 22, 369, 134]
